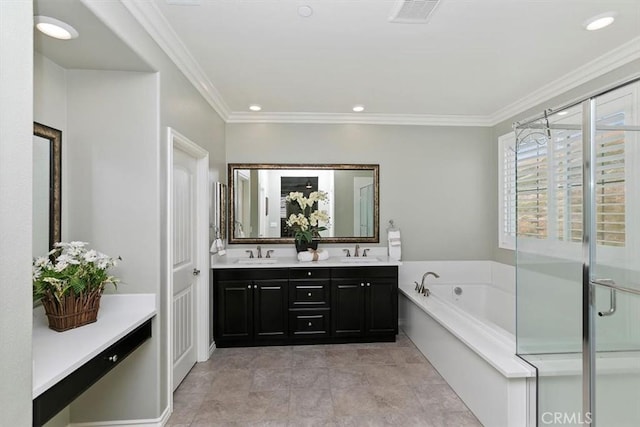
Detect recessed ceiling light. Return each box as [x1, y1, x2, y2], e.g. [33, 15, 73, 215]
[249, 104, 262, 112]
[34, 16, 79, 40]
[584, 12, 616, 31]
[298, 5, 313, 18]
[352, 105, 365, 112]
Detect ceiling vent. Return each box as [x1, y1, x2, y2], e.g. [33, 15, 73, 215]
[388, 0, 441, 24]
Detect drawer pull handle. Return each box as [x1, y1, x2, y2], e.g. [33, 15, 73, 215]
[308, 322, 312, 326]
[108, 355, 118, 363]
[308, 292, 312, 297]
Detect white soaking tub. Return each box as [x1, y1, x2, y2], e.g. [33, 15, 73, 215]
[398, 261, 536, 427]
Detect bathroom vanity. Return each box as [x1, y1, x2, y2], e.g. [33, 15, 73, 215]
[212, 261, 398, 347]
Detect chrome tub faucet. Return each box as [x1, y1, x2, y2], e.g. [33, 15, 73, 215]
[414, 271, 440, 297]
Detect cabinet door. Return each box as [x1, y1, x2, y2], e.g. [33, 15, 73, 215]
[253, 280, 288, 340]
[331, 279, 365, 337]
[365, 279, 398, 336]
[216, 281, 253, 341]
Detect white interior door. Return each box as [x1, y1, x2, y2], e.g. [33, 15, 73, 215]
[172, 147, 198, 390]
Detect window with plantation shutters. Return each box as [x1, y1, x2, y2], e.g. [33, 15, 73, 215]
[553, 112, 626, 247]
[498, 82, 637, 257]
[516, 136, 548, 240]
[498, 134, 516, 249]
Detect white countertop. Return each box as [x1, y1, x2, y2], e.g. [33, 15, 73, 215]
[211, 247, 401, 269]
[212, 255, 401, 269]
[32, 293, 156, 398]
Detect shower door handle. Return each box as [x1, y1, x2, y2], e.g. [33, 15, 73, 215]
[598, 287, 616, 317]
[591, 279, 617, 317]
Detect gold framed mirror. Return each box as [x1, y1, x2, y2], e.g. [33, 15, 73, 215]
[33, 122, 62, 255]
[228, 163, 379, 244]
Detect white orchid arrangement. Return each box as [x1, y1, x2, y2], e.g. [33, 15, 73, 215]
[33, 241, 120, 302]
[285, 191, 330, 243]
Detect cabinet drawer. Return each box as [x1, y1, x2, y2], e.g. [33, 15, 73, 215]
[290, 310, 330, 337]
[289, 282, 329, 307]
[289, 268, 331, 280]
[331, 266, 398, 279]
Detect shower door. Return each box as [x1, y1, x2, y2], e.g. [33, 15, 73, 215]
[514, 78, 640, 426]
[589, 83, 640, 427]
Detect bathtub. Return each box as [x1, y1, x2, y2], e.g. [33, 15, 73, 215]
[398, 261, 536, 427]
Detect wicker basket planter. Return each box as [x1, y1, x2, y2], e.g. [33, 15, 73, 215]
[41, 287, 103, 332]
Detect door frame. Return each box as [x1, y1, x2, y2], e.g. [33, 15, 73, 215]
[167, 127, 210, 393]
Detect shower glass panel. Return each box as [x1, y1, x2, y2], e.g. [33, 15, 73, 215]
[592, 83, 640, 427]
[515, 79, 640, 426]
[515, 105, 585, 424]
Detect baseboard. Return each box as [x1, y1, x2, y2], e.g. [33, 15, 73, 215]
[68, 405, 171, 427]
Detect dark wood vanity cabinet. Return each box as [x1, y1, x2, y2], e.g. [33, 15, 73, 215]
[289, 268, 331, 339]
[214, 268, 288, 346]
[332, 267, 398, 338]
[213, 265, 397, 347]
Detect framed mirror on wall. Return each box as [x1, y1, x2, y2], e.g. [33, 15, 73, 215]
[211, 181, 227, 241]
[33, 122, 62, 257]
[228, 163, 379, 244]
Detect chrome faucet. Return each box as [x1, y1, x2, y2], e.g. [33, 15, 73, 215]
[354, 244, 360, 257]
[256, 245, 262, 258]
[414, 271, 439, 297]
[265, 250, 274, 259]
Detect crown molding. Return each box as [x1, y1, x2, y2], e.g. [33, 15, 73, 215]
[488, 35, 640, 126]
[226, 111, 493, 127]
[121, 0, 230, 120]
[120, 4, 639, 128]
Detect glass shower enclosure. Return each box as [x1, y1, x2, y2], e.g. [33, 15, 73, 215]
[513, 77, 640, 426]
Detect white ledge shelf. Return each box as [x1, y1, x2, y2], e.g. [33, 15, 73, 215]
[32, 293, 156, 398]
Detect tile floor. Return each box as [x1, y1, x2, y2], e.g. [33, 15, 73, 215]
[167, 332, 482, 426]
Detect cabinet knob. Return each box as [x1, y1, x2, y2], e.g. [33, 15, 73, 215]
[254, 284, 257, 289]
[308, 292, 312, 297]
[248, 285, 251, 289]
[308, 322, 312, 327]
[307, 271, 312, 276]
[367, 283, 371, 287]
[108, 354, 118, 363]
[361, 283, 364, 287]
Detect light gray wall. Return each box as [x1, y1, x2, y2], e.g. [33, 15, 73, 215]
[0, 2, 33, 426]
[75, 0, 227, 420]
[34, 53, 69, 242]
[66, 69, 160, 421]
[33, 53, 74, 427]
[491, 59, 640, 265]
[226, 123, 494, 260]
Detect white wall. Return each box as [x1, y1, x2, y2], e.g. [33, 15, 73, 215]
[0, 1, 34, 426]
[226, 123, 494, 260]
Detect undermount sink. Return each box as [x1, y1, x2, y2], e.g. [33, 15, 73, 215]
[339, 257, 381, 263]
[236, 258, 278, 265]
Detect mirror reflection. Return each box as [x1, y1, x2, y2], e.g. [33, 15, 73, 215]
[33, 122, 62, 257]
[228, 164, 379, 244]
